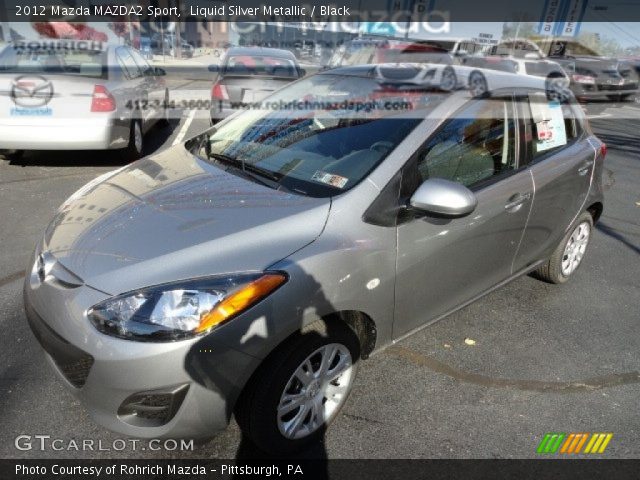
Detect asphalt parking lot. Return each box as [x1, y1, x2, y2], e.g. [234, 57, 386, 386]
[0, 97, 639, 459]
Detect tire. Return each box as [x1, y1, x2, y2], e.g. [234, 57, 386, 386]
[121, 120, 143, 162]
[469, 71, 489, 98]
[546, 74, 571, 103]
[159, 90, 170, 127]
[440, 66, 457, 91]
[0, 149, 24, 161]
[235, 320, 360, 455]
[533, 212, 594, 284]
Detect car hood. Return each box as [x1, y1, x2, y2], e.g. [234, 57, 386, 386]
[43, 145, 330, 295]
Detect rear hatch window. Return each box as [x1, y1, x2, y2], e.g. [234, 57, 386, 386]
[0, 43, 107, 79]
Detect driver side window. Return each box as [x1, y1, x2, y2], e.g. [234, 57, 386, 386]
[417, 98, 516, 188]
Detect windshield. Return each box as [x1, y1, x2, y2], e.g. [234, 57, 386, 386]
[0, 45, 106, 77]
[192, 73, 447, 197]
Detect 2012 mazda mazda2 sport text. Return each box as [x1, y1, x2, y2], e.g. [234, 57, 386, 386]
[24, 66, 605, 455]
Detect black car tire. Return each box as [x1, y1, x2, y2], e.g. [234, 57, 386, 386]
[0, 149, 24, 161]
[235, 320, 360, 455]
[121, 120, 144, 162]
[533, 211, 594, 284]
[160, 90, 171, 127]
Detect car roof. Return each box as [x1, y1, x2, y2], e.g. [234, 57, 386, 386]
[226, 47, 296, 59]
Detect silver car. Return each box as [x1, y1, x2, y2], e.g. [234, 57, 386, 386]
[0, 40, 169, 161]
[24, 66, 605, 455]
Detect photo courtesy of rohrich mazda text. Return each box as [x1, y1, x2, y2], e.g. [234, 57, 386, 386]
[1, 0, 639, 478]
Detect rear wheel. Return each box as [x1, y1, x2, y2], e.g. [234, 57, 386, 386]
[235, 321, 360, 455]
[0, 149, 24, 161]
[160, 90, 171, 127]
[533, 212, 593, 284]
[121, 120, 143, 162]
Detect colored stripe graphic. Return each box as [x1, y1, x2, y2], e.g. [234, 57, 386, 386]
[584, 433, 613, 454]
[538, 433, 613, 454]
[537, 433, 565, 453]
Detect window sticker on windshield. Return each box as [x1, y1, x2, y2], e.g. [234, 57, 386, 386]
[312, 171, 349, 189]
[535, 101, 567, 153]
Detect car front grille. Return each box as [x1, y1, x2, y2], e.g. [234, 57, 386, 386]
[25, 302, 94, 388]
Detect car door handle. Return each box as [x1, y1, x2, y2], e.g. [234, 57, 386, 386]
[578, 160, 594, 176]
[505, 193, 531, 211]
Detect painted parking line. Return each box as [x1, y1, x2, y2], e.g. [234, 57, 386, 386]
[586, 113, 613, 119]
[172, 109, 197, 146]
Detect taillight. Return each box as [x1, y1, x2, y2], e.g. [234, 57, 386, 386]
[600, 143, 607, 158]
[90, 85, 116, 112]
[211, 82, 228, 100]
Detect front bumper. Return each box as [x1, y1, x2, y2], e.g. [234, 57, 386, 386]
[23, 250, 261, 439]
[571, 81, 638, 100]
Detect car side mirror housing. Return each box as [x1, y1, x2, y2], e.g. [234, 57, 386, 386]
[208, 64, 219, 73]
[409, 178, 478, 217]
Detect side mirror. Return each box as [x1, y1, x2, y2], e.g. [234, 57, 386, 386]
[409, 178, 478, 217]
[208, 64, 219, 73]
[153, 67, 166, 76]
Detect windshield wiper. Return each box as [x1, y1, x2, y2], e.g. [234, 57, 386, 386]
[208, 152, 285, 189]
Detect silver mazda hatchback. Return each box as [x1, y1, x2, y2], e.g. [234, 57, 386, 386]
[24, 66, 605, 454]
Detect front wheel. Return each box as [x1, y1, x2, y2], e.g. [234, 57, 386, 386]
[533, 212, 593, 284]
[440, 66, 457, 91]
[469, 71, 489, 98]
[235, 321, 360, 455]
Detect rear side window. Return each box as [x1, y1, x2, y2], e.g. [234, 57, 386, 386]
[527, 94, 580, 159]
[116, 47, 141, 79]
[0, 45, 106, 78]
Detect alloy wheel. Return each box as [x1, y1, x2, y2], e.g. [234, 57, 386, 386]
[277, 343, 354, 440]
[561, 221, 591, 276]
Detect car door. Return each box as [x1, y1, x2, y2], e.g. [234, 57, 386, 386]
[393, 95, 535, 338]
[511, 93, 596, 271]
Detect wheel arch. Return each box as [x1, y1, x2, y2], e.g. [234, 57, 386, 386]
[587, 202, 603, 224]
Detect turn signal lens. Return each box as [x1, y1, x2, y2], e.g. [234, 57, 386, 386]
[196, 273, 287, 333]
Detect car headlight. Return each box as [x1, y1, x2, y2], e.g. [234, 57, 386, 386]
[87, 272, 287, 342]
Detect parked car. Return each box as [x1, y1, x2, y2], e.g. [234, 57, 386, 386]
[535, 38, 639, 102]
[0, 40, 169, 161]
[462, 40, 570, 99]
[180, 40, 194, 58]
[208, 47, 304, 122]
[24, 65, 605, 455]
[328, 38, 460, 90]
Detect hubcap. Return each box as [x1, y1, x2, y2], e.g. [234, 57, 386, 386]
[471, 75, 486, 96]
[277, 343, 353, 440]
[441, 69, 455, 90]
[561, 221, 590, 276]
[134, 122, 142, 153]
